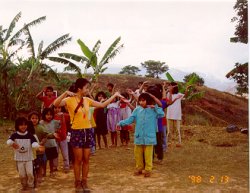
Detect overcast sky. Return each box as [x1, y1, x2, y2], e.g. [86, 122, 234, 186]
[1, 0, 249, 84]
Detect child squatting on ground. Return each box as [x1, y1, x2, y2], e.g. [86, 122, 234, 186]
[7, 117, 44, 191]
[118, 92, 165, 177]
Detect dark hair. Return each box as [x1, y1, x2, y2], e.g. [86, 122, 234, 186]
[15, 117, 28, 131]
[95, 91, 107, 101]
[68, 83, 76, 92]
[46, 86, 53, 92]
[138, 81, 143, 85]
[53, 105, 67, 113]
[107, 83, 114, 88]
[28, 111, 40, 122]
[138, 93, 153, 105]
[170, 82, 178, 94]
[41, 108, 54, 121]
[27, 120, 35, 135]
[69, 78, 90, 93]
[147, 85, 162, 100]
[121, 92, 129, 99]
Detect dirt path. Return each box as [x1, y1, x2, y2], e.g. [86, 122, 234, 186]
[0, 126, 248, 193]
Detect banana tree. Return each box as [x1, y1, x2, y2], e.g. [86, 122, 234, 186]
[0, 12, 46, 118]
[13, 26, 72, 112]
[49, 36, 124, 82]
[165, 72, 205, 101]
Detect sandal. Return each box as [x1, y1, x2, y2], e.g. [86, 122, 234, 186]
[75, 180, 83, 193]
[144, 171, 151, 177]
[133, 170, 143, 176]
[82, 180, 90, 193]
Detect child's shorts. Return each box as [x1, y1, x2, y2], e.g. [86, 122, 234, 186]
[70, 128, 94, 149]
[34, 154, 46, 166]
[45, 147, 58, 160]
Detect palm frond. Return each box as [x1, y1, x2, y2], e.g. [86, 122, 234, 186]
[41, 34, 71, 59]
[165, 72, 175, 82]
[186, 91, 205, 101]
[48, 56, 75, 66]
[37, 41, 44, 58]
[58, 53, 88, 63]
[64, 65, 82, 76]
[40, 62, 59, 81]
[53, 57, 83, 78]
[92, 40, 101, 54]
[100, 67, 108, 73]
[186, 75, 198, 85]
[23, 27, 35, 57]
[99, 36, 122, 65]
[4, 12, 22, 41]
[48, 56, 83, 76]
[178, 83, 185, 93]
[77, 39, 93, 60]
[7, 39, 25, 47]
[0, 28, 7, 43]
[100, 44, 123, 67]
[6, 43, 25, 64]
[89, 54, 97, 68]
[10, 16, 46, 42]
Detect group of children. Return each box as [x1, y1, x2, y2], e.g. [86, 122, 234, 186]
[7, 79, 187, 191]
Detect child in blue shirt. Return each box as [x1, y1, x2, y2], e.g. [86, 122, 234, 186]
[118, 92, 164, 177]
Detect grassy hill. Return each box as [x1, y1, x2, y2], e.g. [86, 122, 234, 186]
[1, 73, 247, 128]
[78, 74, 248, 128]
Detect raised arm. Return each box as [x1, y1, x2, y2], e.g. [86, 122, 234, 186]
[120, 98, 135, 111]
[126, 88, 138, 102]
[146, 92, 162, 107]
[162, 81, 168, 99]
[91, 92, 123, 108]
[139, 81, 149, 94]
[36, 87, 46, 100]
[167, 85, 183, 106]
[53, 91, 75, 107]
[112, 84, 116, 95]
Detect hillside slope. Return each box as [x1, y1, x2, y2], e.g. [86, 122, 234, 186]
[2, 73, 246, 127]
[95, 74, 248, 127]
[183, 86, 248, 127]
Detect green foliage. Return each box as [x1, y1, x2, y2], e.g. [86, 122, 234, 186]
[141, 60, 168, 78]
[0, 12, 71, 118]
[56, 77, 73, 92]
[226, 62, 248, 95]
[165, 72, 205, 101]
[183, 72, 205, 86]
[53, 37, 124, 82]
[119, 65, 140, 75]
[228, 1, 248, 96]
[165, 72, 174, 81]
[0, 12, 47, 118]
[230, 0, 248, 44]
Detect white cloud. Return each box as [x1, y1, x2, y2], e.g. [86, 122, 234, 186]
[1, 0, 248, 89]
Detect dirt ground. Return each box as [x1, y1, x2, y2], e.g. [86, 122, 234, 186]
[0, 125, 248, 193]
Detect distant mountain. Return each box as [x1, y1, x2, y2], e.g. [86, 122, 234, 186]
[104, 66, 237, 93]
[166, 69, 237, 93]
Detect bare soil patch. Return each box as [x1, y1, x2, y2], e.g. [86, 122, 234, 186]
[0, 125, 248, 193]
